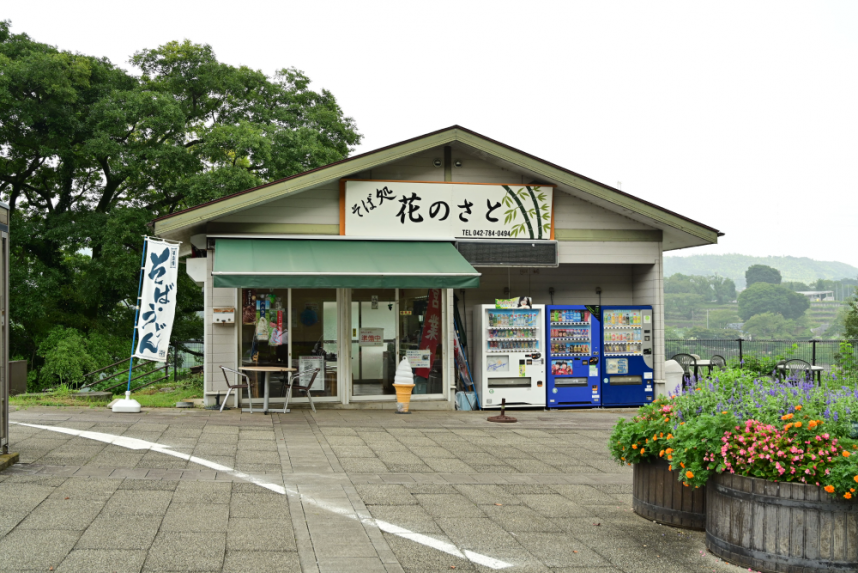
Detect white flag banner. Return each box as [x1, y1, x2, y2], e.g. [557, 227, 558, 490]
[133, 238, 181, 362]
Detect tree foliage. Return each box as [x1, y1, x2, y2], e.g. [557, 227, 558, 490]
[664, 273, 736, 304]
[742, 312, 811, 339]
[745, 264, 782, 287]
[0, 22, 361, 386]
[844, 288, 858, 340]
[737, 283, 810, 321]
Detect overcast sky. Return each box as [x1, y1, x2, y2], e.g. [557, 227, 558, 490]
[6, 1, 857, 267]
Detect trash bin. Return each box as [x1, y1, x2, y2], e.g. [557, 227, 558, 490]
[663, 360, 684, 397]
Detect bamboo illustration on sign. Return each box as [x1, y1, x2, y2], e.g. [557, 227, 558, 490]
[502, 185, 550, 239]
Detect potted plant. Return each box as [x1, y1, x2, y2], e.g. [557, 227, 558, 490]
[609, 370, 858, 572]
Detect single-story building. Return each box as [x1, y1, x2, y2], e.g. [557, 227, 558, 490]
[152, 126, 721, 410]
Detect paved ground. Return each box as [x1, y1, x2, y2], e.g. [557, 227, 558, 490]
[0, 406, 747, 573]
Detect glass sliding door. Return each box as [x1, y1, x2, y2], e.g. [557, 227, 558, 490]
[291, 289, 339, 399]
[399, 289, 444, 395]
[350, 289, 397, 397]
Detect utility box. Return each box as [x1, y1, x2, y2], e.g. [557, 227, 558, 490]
[663, 359, 684, 398]
[9, 361, 25, 396]
[213, 308, 235, 324]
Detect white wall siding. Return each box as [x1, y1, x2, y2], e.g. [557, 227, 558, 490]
[203, 252, 238, 403]
[557, 241, 660, 264]
[215, 185, 339, 225]
[554, 190, 655, 230]
[370, 148, 445, 182]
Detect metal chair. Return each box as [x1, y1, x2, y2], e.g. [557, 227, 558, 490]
[670, 354, 697, 387]
[710, 355, 727, 371]
[282, 368, 321, 413]
[219, 366, 252, 412]
[783, 359, 812, 382]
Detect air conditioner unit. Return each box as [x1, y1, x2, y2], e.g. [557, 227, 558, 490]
[455, 240, 558, 267]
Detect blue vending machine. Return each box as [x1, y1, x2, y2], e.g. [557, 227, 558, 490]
[545, 306, 602, 408]
[600, 306, 655, 406]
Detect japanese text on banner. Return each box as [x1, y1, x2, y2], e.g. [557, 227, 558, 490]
[415, 289, 442, 379]
[133, 239, 180, 363]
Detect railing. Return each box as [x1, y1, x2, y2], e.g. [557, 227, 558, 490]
[665, 339, 858, 371]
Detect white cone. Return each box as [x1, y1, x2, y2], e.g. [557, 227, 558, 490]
[393, 357, 414, 386]
[112, 391, 142, 413]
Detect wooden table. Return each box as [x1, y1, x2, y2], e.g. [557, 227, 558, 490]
[239, 366, 296, 413]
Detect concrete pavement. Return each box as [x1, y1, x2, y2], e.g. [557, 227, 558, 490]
[0, 406, 747, 572]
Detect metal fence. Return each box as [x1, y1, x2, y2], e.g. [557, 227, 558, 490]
[665, 339, 858, 371]
[170, 340, 204, 380]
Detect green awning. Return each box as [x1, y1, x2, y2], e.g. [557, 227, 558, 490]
[212, 239, 481, 289]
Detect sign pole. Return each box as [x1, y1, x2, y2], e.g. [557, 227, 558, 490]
[113, 238, 148, 413]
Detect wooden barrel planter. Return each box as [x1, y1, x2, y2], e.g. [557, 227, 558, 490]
[632, 459, 707, 530]
[706, 472, 858, 572]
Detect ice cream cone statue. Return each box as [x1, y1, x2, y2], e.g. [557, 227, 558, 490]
[393, 357, 416, 414]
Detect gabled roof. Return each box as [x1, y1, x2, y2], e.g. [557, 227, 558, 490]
[152, 125, 722, 245]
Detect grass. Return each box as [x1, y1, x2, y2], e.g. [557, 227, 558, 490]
[11, 374, 204, 409]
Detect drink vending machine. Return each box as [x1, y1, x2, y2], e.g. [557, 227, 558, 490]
[474, 305, 546, 408]
[545, 306, 602, 408]
[600, 306, 654, 406]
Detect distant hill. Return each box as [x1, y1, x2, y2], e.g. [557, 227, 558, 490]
[663, 254, 858, 289]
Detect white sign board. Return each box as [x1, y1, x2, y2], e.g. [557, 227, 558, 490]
[345, 181, 553, 240]
[298, 356, 325, 391]
[133, 239, 180, 363]
[406, 350, 432, 369]
[358, 327, 385, 347]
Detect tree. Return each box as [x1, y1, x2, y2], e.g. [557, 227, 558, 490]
[0, 22, 361, 385]
[683, 327, 737, 340]
[844, 288, 858, 339]
[665, 293, 706, 320]
[745, 264, 782, 287]
[708, 309, 740, 329]
[782, 281, 810, 292]
[743, 312, 811, 339]
[711, 276, 737, 304]
[737, 283, 810, 321]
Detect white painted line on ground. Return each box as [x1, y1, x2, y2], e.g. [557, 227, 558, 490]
[12, 422, 513, 569]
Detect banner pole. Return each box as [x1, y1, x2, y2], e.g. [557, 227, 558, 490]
[114, 238, 148, 413]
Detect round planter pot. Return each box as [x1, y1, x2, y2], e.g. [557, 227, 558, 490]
[706, 472, 858, 573]
[633, 459, 706, 530]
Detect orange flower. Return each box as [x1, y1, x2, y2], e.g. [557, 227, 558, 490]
[854, 475, 858, 483]
[683, 482, 689, 487]
[640, 449, 646, 455]
[667, 434, 673, 440]
[844, 451, 851, 458]
[781, 413, 793, 421]
[824, 485, 835, 493]
[795, 405, 802, 411]
[659, 450, 665, 457]
[686, 471, 694, 479]
[664, 418, 670, 423]
[621, 457, 625, 461]
[794, 421, 802, 428]
[659, 433, 664, 438]
[722, 411, 728, 414]
[784, 423, 793, 431]
[632, 444, 638, 449]
[845, 492, 852, 500]
[668, 455, 673, 460]
[666, 448, 673, 454]
[808, 421, 817, 429]
[680, 462, 685, 468]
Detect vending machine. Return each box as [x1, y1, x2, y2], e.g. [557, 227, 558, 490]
[545, 306, 602, 408]
[600, 306, 654, 406]
[474, 304, 546, 408]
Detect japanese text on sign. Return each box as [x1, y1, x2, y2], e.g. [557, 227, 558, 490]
[134, 239, 180, 363]
[344, 181, 554, 240]
[358, 327, 385, 347]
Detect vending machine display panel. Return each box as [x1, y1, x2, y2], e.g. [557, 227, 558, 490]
[545, 305, 601, 408]
[600, 306, 654, 406]
[474, 305, 546, 408]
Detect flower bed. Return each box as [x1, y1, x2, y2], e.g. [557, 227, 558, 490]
[610, 369, 858, 569]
